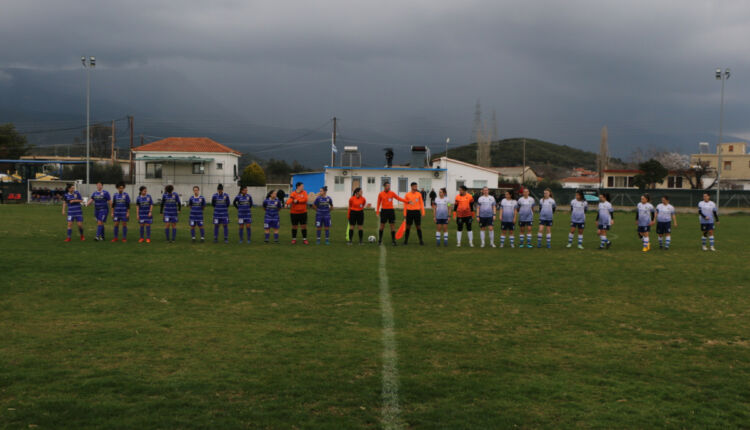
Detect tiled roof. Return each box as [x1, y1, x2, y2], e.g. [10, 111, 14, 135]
[133, 137, 241, 155]
[561, 176, 601, 183]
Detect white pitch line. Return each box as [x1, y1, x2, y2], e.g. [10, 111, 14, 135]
[379, 245, 404, 430]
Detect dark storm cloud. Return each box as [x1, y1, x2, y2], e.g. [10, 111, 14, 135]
[2, 0, 750, 155]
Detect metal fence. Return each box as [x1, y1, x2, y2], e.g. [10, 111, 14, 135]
[526, 188, 750, 208]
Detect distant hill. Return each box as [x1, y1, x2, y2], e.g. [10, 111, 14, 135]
[440, 138, 623, 180]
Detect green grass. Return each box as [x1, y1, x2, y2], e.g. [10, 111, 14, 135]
[1, 204, 749, 429]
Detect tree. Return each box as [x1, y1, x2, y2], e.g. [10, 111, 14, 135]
[653, 152, 689, 170]
[632, 159, 668, 190]
[0, 123, 31, 159]
[241, 162, 266, 186]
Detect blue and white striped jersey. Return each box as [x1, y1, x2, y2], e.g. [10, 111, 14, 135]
[65, 191, 83, 216]
[212, 192, 230, 219]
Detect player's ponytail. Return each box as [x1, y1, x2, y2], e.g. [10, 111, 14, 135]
[352, 187, 362, 196]
[66, 183, 74, 193]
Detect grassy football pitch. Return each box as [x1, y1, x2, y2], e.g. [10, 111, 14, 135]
[1, 204, 749, 429]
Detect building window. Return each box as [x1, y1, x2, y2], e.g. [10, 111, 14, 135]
[192, 163, 203, 174]
[729, 145, 734, 152]
[456, 179, 465, 191]
[334, 176, 345, 192]
[607, 176, 614, 187]
[418, 178, 432, 191]
[234, 164, 238, 179]
[472, 179, 487, 188]
[398, 177, 408, 193]
[724, 161, 732, 171]
[627, 176, 635, 188]
[216, 163, 223, 170]
[145, 162, 162, 179]
[676, 176, 683, 188]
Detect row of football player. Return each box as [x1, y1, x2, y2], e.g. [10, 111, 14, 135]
[61, 181, 720, 250]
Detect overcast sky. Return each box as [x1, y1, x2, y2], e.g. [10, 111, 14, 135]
[2, 0, 749, 156]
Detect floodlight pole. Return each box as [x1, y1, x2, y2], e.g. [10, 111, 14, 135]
[715, 68, 730, 208]
[82, 56, 95, 193]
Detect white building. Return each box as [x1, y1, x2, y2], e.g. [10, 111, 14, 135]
[561, 176, 600, 189]
[132, 137, 241, 200]
[431, 157, 501, 200]
[292, 165, 446, 208]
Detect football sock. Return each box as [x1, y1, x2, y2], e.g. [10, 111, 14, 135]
[114, 226, 119, 239]
[301, 229, 307, 240]
[146, 226, 151, 238]
[568, 233, 574, 244]
[67, 228, 72, 238]
[577, 234, 583, 245]
[122, 226, 127, 239]
[358, 230, 363, 243]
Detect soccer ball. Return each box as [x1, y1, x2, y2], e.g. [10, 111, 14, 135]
[368, 235, 376, 243]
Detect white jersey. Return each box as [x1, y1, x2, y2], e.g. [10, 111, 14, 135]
[597, 201, 613, 226]
[570, 199, 588, 223]
[499, 199, 518, 223]
[433, 196, 449, 220]
[539, 198, 556, 221]
[476, 195, 496, 218]
[517, 196, 535, 222]
[637, 202, 655, 227]
[698, 200, 717, 224]
[655, 203, 675, 223]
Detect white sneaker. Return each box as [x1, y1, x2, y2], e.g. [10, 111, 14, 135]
[456, 243, 461, 248]
[710, 246, 716, 251]
[480, 242, 485, 248]
[469, 242, 474, 247]
[490, 243, 496, 248]
[702, 245, 708, 251]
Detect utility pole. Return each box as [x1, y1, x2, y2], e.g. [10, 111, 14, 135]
[111, 119, 116, 162]
[81, 56, 95, 193]
[522, 138, 527, 186]
[715, 68, 730, 208]
[331, 117, 337, 167]
[129, 116, 134, 184]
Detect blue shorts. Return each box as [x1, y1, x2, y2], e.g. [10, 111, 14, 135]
[597, 224, 611, 231]
[67, 215, 83, 222]
[656, 221, 671, 235]
[700, 223, 714, 232]
[264, 220, 280, 229]
[213, 217, 229, 225]
[637, 225, 650, 233]
[479, 217, 494, 228]
[570, 222, 585, 229]
[316, 216, 331, 228]
[501, 221, 515, 231]
[163, 215, 178, 223]
[95, 210, 108, 222]
[539, 219, 553, 226]
[139, 217, 152, 225]
[189, 219, 204, 227]
[237, 217, 252, 225]
[435, 218, 449, 225]
[518, 220, 533, 227]
[113, 214, 128, 222]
